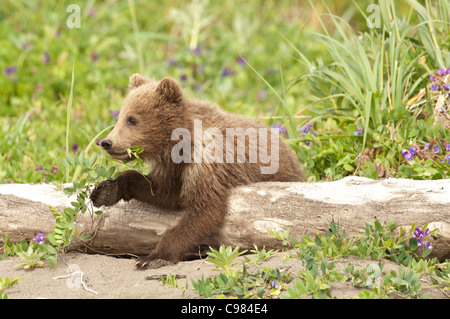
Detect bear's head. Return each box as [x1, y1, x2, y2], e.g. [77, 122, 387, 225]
[100, 74, 185, 163]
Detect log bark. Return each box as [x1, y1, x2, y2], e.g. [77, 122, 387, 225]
[0, 177, 449, 261]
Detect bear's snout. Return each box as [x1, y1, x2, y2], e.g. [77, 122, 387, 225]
[101, 139, 113, 150]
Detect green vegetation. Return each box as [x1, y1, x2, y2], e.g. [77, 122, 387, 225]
[1, 0, 449, 299]
[162, 221, 449, 299]
[2, 0, 449, 184]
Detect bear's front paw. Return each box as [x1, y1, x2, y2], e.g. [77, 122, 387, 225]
[90, 179, 121, 207]
[135, 257, 174, 269]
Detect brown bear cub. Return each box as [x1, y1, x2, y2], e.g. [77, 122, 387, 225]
[90, 74, 306, 268]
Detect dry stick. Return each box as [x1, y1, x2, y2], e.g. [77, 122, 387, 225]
[53, 271, 98, 295]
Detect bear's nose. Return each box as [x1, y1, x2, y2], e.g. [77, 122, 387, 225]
[101, 139, 113, 150]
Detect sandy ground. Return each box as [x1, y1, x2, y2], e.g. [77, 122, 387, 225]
[0, 251, 447, 299]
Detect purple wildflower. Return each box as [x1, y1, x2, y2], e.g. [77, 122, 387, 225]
[271, 123, 288, 138]
[4, 66, 17, 77]
[32, 230, 44, 245]
[167, 59, 177, 67]
[35, 164, 44, 171]
[433, 144, 440, 154]
[411, 227, 433, 249]
[271, 281, 279, 289]
[180, 74, 187, 82]
[430, 84, 440, 91]
[437, 68, 446, 76]
[189, 44, 202, 57]
[42, 51, 51, 64]
[108, 109, 119, 118]
[236, 56, 246, 66]
[439, 153, 450, 164]
[417, 238, 423, 247]
[401, 146, 416, 161]
[353, 126, 363, 136]
[95, 139, 104, 146]
[221, 67, 235, 77]
[300, 123, 317, 135]
[412, 228, 423, 238]
[412, 227, 431, 239]
[430, 74, 436, 81]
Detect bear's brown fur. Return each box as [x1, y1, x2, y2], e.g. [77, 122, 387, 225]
[90, 74, 306, 268]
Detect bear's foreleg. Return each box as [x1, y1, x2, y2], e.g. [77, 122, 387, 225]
[135, 181, 228, 269]
[90, 169, 181, 210]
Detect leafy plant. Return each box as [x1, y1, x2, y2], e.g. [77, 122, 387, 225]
[0, 277, 20, 299]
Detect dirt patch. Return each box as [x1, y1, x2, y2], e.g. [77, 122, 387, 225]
[0, 252, 447, 299]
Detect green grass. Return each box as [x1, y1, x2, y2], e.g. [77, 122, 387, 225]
[0, 0, 449, 183]
[0, 0, 318, 183]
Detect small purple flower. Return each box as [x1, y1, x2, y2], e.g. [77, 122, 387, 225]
[4, 66, 17, 77]
[430, 74, 436, 81]
[439, 153, 450, 164]
[401, 146, 415, 161]
[236, 56, 246, 67]
[221, 67, 235, 77]
[353, 126, 363, 136]
[300, 123, 317, 136]
[430, 84, 440, 91]
[271, 281, 279, 289]
[445, 85, 450, 91]
[437, 68, 446, 76]
[425, 242, 433, 249]
[4, 66, 18, 83]
[412, 228, 422, 238]
[271, 123, 288, 138]
[35, 164, 44, 171]
[189, 44, 202, 57]
[446, 144, 450, 152]
[167, 59, 177, 67]
[108, 109, 119, 118]
[417, 238, 423, 247]
[412, 227, 430, 239]
[72, 144, 79, 153]
[42, 51, 51, 65]
[433, 145, 440, 154]
[180, 74, 187, 82]
[32, 230, 44, 245]
[95, 139, 104, 146]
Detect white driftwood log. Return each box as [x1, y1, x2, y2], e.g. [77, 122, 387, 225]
[0, 177, 449, 260]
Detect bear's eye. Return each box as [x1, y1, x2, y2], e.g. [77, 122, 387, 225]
[126, 116, 138, 126]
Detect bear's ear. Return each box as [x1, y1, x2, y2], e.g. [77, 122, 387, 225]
[129, 73, 149, 89]
[156, 77, 183, 103]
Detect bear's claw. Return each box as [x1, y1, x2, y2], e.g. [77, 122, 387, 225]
[135, 257, 174, 269]
[90, 179, 121, 207]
